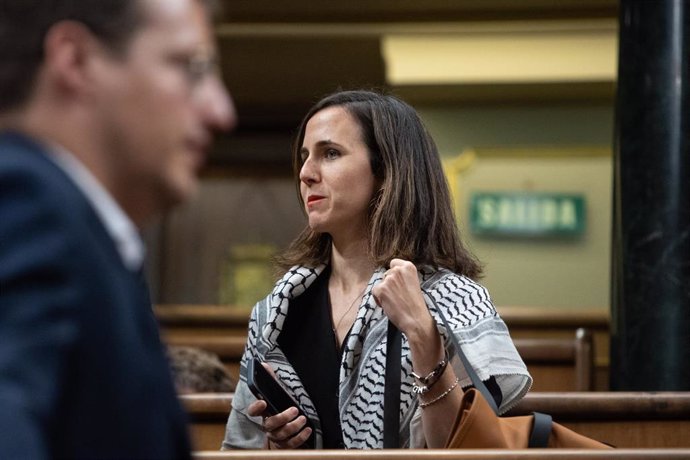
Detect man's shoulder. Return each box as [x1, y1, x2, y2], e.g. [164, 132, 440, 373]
[0, 131, 71, 197]
[0, 130, 45, 159]
[0, 133, 108, 270]
[0, 132, 87, 215]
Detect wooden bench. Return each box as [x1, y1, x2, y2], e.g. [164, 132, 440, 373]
[508, 392, 690, 449]
[155, 305, 610, 349]
[192, 448, 690, 459]
[516, 328, 594, 391]
[156, 305, 250, 338]
[183, 393, 233, 451]
[157, 305, 610, 389]
[180, 392, 690, 451]
[499, 307, 609, 390]
[165, 329, 594, 392]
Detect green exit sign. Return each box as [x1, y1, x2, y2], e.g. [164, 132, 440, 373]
[469, 192, 586, 237]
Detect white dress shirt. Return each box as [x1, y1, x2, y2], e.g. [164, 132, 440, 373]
[47, 143, 145, 272]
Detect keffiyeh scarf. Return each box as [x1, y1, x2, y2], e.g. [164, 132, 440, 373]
[228, 264, 531, 449]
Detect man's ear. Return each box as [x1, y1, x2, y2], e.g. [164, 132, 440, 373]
[42, 21, 103, 97]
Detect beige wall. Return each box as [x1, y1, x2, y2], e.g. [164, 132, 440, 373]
[419, 105, 614, 309]
[451, 152, 612, 309]
[154, 178, 304, 306]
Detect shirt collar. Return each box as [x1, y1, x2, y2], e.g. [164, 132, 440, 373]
[46, 143, 145, 271]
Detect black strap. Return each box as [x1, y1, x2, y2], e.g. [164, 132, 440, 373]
[433, 301, 500, 414]
[383, 295, 553, 449]
[383, 321, 402, 448]
[529, 412, 553, 447]
[434, 298, 553, 446]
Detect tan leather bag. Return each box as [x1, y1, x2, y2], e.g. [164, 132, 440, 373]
[446, 387, 611, 448]
[384, 295, 613, 449]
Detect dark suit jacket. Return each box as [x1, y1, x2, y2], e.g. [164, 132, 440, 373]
[0, 132, 191, 459]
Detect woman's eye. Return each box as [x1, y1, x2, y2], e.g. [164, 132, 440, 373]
[325, 149, 340, 159]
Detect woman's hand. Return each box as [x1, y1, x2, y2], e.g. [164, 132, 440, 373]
[246, 363, 313, 449]
[372, 258, 445, 376]
[373, 258, 462, 448]
[372, 258, 433, 341]
[247, 399, 312, 449]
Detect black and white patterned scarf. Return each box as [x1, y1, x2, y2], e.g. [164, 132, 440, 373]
[233, 264, 531, 449]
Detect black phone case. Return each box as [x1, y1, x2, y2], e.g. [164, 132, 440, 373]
[246, 357, 300, 415]
[246, 357, 315, 448]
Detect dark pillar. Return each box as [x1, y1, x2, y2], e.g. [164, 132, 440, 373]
[611, 0, 690, 390]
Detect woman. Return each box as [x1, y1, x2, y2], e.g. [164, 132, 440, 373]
[222, 90, 531, 450]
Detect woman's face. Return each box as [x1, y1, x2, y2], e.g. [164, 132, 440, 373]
[299, 106, 378, 241]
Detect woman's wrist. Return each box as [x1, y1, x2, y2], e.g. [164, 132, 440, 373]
[411, 352, 448, 394]
[418, 376, 460, 409]
[403, 306, 436, 341]
[407, 314, 445, 376]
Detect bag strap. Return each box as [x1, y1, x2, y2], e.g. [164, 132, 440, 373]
[384, 294, 552, 448]
[383, 320, 402, 448]
[529, 411, 553, 447]
[433, 303, 500, 414]
[435, 299, 553, 448]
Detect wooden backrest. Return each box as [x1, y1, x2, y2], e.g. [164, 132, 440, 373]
[164, 328, 595, 392]
[181, 392, 690, 451]
[181, 391, 690, 423]
[155, 305, 250, 337]
[499, 306, 609, 390]
[514, 328, 594, 391]
[157, 305, 610, 389]
[192, 449, 690, 459]
[155, 305, 610, 336]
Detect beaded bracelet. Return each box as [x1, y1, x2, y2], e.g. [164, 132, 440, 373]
[418, 377, 460, 409]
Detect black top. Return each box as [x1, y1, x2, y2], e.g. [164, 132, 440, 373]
[278, 266, 503, 448]
[278, 266, 346, 448]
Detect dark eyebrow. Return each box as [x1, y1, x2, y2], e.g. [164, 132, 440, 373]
[307, 140, 345, 150]
[300, 140, 346, 158]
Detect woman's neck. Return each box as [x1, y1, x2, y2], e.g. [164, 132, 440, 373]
[329, 237, 375, 290]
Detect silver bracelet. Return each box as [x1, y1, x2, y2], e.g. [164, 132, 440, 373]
[418, 377, 460, 409]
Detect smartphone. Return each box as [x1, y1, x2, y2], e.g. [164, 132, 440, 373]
[246, 357, 314, 447]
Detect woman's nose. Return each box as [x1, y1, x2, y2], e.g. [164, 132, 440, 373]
[299, 157, 317, 184]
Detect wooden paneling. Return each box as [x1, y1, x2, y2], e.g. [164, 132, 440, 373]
[158, 305, 610, 389]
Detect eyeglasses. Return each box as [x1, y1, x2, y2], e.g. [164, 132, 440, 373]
[184, 52, 219, 84]
[172, 50, 220, 87]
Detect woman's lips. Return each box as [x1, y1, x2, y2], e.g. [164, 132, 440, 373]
[307, 195, 325, 207]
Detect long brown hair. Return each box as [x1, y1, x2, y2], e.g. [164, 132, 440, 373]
[275, 90, 482, 279]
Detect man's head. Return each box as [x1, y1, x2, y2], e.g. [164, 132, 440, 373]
[0, 0, 236, 225]
[0, 0, 144, 112]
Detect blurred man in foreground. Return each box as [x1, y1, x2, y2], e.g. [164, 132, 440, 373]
[0, 0, 235, 457]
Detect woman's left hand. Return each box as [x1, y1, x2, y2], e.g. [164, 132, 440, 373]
[374, 259, 462, 450]
[372, 258, 433, 340]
